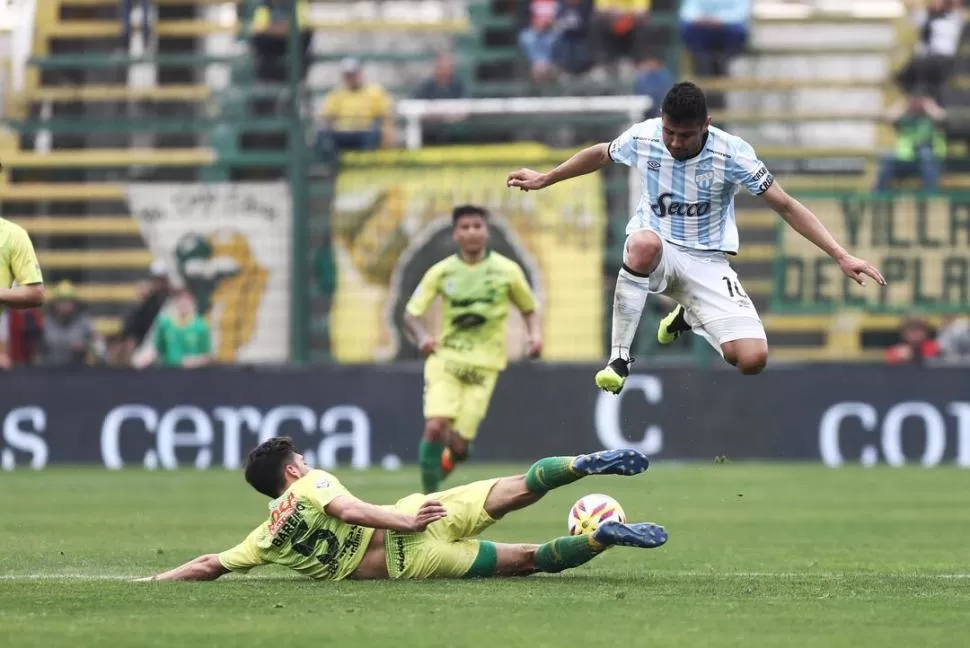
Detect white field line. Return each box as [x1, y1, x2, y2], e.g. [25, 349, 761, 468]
[1, 571, 968, 582]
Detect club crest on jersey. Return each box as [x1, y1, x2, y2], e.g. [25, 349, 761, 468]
[694, 162, 715, 189]
[443, 279, 456, 296]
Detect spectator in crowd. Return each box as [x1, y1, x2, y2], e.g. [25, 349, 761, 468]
[133, 286, 212, 369]
[679, 0, 751, 78]
[936, 315, 970, 362]
[250, 0, 313, 85]
[414, 53, 468, 100]
[885, 316, 940, 364]
[413, 53, 470, 145]
[591, 0, 651, 74]
[41, 281, 99, 367]
[519, 0, 562, 83]
[120, 0, 154, 53]
[108, 260, 170, 367]
[874, 94, 947, 191]
[897, 0, 964, 103]
[319, 58, 394, 152]
[0, 307, 44, 369]
[555, 0, 594, 76]
[634, 52, 675, 119]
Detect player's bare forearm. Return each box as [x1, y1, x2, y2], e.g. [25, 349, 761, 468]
[404, 312, 429, 345]
[762, 184, 847, 260]
[143, 554, 229, 582]
[524, 311, 541, 339]
[326, 495, 447, 532]
[508, 144, 610, 191]
[0, 284, 45, 309]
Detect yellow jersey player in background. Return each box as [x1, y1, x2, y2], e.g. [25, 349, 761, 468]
[0, 217, 45, 303]
[139, 437, 667, 583]
[404, 205, 542, 494]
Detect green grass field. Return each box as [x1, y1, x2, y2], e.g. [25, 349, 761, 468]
[2, 464, 968, 647]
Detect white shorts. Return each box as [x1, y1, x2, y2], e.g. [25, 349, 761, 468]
[632, 233, 766, 346]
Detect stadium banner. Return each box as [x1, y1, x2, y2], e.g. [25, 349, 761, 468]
[1, 365, 968, 471]
[774, 194, 970, 313]
[330, 144, 606, 363]
[126, 182, 292, 363]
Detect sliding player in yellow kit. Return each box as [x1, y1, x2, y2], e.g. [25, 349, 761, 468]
[0, 216, 45, 316]
[139, 437, 667, 583]
[404, 205, 542, 494]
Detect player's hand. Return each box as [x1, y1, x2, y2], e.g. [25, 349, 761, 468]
[417, 336, 437, 357]
[411, 499, 447, 531]
[527, 334, 543, 359]
[836, 253, 886, 287]
[506, 168, 548, 192]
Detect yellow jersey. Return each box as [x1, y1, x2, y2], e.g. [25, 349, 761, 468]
[405, 251, 537, 371]
[218, 470, 375, 581]
[0, 218, 43, 306]
[321, 85, 392, 132]
[595, 0, 650, 11]
[251, 1, 310, 31]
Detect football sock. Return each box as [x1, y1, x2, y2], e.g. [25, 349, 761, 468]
[534, 535, 605, 573]
[419, 440, 445, 494]
[610, 265, 651, 362]
[525, 456, 581, 494]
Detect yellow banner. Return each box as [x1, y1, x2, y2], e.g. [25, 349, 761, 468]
[776, 195, 970, 312]
[329, 145, 606, 363]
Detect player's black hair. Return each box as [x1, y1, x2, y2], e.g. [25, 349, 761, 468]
[661, 82, 708, 126]
[245, 436, 297, 498]
[452, 204, 488, 226]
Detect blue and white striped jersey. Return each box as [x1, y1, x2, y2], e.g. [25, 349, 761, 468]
[608, 118, 774, 254]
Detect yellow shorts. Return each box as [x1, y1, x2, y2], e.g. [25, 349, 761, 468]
[384, 478, 500, 579]
[423, 355, 499, 441]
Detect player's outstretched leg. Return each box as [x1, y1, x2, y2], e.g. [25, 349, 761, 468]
[419, 417, 451, 494]
[482, 449, 651, 521]
[597, 231, 662, 395]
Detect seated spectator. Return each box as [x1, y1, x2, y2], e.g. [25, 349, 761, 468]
[519, 1, 562, 84]
[634, 53, 674, 119]
[319, 58, 394, 153]
[936, 315, 970, 362]
[555, 0, 593, 76]
[133, 286, 212, 369]
[885, 316, 940, 364]
[41, 281, 98, 367]
[120, 0, 154, 53]
[250, 0, 313, 85]
[591, 0, 651, 74]
[413, 53, 470, 145]
[896, 0, 963, 103]
[679, 0, 752, 78]
[874, 94, 947, 192]
[414, 53, 468, 100]
[108, 260, 170, 367]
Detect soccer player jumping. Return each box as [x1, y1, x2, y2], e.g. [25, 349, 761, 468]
[138, 437, 667, 582]
[507, 82, 886, 393]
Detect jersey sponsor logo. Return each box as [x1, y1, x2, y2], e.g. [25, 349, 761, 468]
[450, 312, 487, 330]
[647, 160, 662, 170]
[315, 478, 330, 489]
[268, 492, 301, 537]
[751, 166, 769, 182]
[650, 193, 712, 219]
[757, 175, 775, 194]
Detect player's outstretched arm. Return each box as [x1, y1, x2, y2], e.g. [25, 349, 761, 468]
[507, 143, 611, 192]
[325, 495, 446, 532]
[403, 312, 436, 356]
[137, 554, 230, 582]
[761, 182, 886, 287]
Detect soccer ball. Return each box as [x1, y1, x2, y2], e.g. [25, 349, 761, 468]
[567, 494, 626, 536]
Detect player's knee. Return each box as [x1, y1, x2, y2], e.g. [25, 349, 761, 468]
[736, 349, 768, 375]
[424, 418, 450, 442]
[624, 231, 662, 274]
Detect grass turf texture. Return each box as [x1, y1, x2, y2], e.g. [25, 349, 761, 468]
[2, 464, 968, 648]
